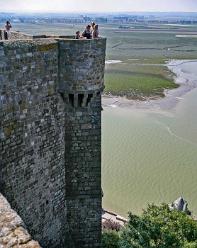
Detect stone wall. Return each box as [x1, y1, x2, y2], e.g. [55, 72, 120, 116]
[0, 36, 106, 248]
[59, 38, 106, 247]
[0, 30, 33, 40]
[59, 39, 105, 93]
[0, 193, 41, 248]
[0, 39, 67, 248]
[64, 95, 102, 248]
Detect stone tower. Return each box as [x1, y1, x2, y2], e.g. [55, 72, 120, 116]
[59, 39, 105, 247]
[0, 32, 106, 248]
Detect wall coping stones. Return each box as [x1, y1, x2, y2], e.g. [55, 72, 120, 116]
[0, 29, 106, 42]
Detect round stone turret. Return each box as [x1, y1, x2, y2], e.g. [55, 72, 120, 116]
[58, 38, 106, 108]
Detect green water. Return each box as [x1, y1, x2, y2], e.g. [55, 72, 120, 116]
[102, 88, 197, 217]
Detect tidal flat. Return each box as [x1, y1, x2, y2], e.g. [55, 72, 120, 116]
[102, 60, 197, 216]
[3, 22, 197, 216]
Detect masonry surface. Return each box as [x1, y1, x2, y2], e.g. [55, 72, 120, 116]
[0, 193, 41, 247]
[0, 32, 106, 248]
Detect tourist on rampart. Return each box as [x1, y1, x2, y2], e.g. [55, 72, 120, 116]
[82, 25, 92, 39]
[91, 22, 96, 33]
[93, 24, 99, 38]
[4, 21, 12, 40]
[75, 31, 81, 39]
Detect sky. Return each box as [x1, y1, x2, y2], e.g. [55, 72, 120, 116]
[1, 0, 197, 13]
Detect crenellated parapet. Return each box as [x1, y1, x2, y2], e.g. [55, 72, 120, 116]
[0, 32, 106, 248]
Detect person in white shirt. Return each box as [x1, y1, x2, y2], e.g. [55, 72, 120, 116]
[93, 25, 99, 39]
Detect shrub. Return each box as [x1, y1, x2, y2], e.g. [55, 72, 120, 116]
[184, 242, 197, 248]
[102, 204, 197, 248]
[102, 230, 120, 248]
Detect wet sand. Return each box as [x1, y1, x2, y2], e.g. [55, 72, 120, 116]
[102, 59, 197, 216]
[102, 59, 197, 111]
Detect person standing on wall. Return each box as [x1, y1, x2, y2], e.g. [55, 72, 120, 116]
[4, 21, 12, 40]
[91, 22, 96, 33]
[93, 24, 99, 38]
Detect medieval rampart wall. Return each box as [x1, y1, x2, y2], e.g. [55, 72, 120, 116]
[0, 35, 106, 248]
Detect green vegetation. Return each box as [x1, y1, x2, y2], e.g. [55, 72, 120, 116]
[104, 71, 177, 99]
[102, 25, 197, 61]
[104, 57, 178, 99]
[5, 22, 197, 99]
[101, 23, 197, 99]
[102, 231, 120, 248]
[102, 204, 197, 248]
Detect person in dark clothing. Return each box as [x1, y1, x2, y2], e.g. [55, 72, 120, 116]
[82, 25, 92, 39]
[4, 21, 12, 40]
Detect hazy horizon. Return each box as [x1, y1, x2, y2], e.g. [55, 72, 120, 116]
[1, 11, 197, 15]
[1, 0, 197, 13]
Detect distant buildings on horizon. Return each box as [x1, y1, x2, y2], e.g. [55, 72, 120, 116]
[1, 12, 197, 25]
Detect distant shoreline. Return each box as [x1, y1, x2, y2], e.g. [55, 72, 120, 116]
[103, 59, 197, 110]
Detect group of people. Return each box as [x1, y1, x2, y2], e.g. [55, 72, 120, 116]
[2, 20, 99, 41]
[75, 22, 99, 39]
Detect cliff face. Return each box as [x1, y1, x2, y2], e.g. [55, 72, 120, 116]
[0, 33, 106, 248]
[0, 193, 41, 248]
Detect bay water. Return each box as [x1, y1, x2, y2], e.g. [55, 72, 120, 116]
[102, 61, 197, 216]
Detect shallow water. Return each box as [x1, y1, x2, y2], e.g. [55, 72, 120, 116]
[102, 61, 197, 216]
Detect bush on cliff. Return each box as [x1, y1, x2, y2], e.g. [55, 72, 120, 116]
[102, 230, 120, 248]
[102, 204, 197, 248]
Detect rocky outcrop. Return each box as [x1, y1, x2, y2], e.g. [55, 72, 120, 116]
[169, 197, 191, 215]
[0, 194, 41, 248]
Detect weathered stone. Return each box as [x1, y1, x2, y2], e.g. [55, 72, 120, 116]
[13, 240, 41, 248]
[0, 31, 106, 248]
[0, 194, 41, 248]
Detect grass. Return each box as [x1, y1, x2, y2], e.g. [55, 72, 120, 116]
[4, 22, 197, 100]
[104, 58, 177, 99]
[104, 71, 178, 100]
[101, 24, 197, 99]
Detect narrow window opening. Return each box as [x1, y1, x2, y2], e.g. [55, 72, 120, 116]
[60, 92, 64, 100]
[69, 94, 74, 107]
[86, 94, 93, 106]
[78, 94, 84, 107]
